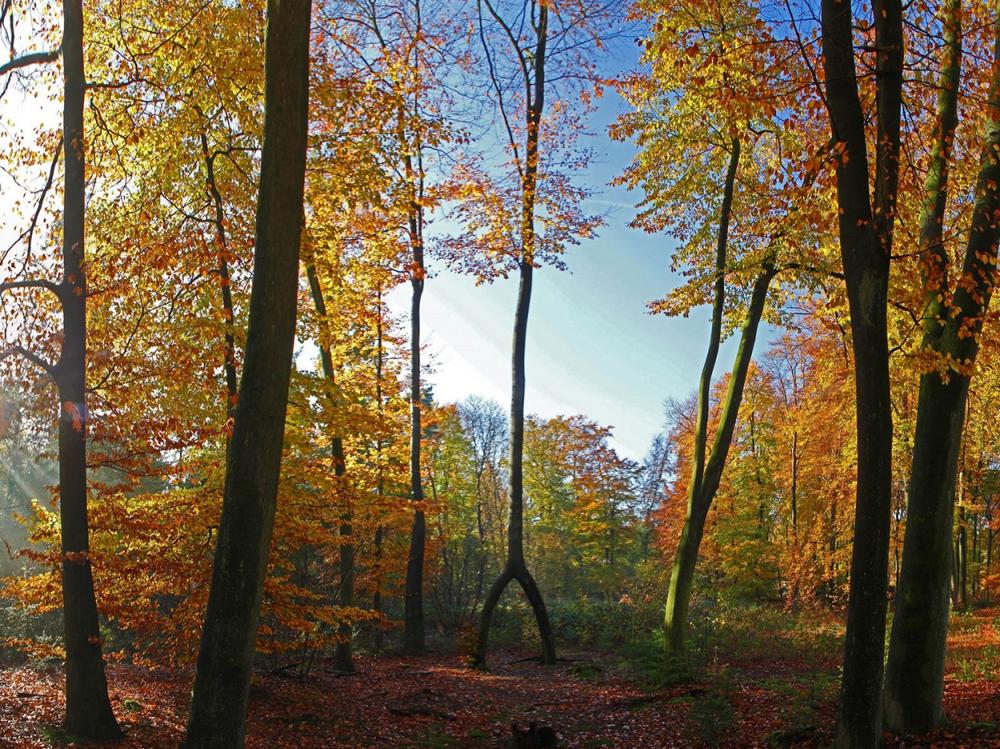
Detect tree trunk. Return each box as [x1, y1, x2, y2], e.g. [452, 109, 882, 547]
[305, 261, 355, 673]
[58, 1, 121, 738]
[372, 299, 385, 651]
[883, 375, 966, 731]
[663, 262, 773, 655]
[664, 506, 708, 654]
[821, 0, 902, 743]
[404, 267, 426, 653]
[184, 1, 311, 745]
[334, 511, 355, 671]
[473, 1, 555, 670]
[200, 132, 239, 427]
[883, 4, 1000, 732]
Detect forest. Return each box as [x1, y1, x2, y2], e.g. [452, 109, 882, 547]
[1, 0, 1000, 746]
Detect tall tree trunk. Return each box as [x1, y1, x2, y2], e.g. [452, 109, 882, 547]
[664, 260, 774, 655]
[184, 1, 311, 745]
[305, 262, 354, 673]
[884, 3, 1000, 732]
[403, 231, 426, 654]
[821, 0, 903, 743]
[57, 2, 121, 737]
[372, 296, 385, 651]
[473, 0, 555, 670]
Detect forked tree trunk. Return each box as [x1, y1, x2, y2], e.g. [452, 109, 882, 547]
[58, 0, 122, 738]
[820, 0, 903, 744]
[664, 258, 774, 655]
[184, 1, 311, 745]
[474, 258, 556, 668]
[473, 1, 555, 669]
[884, 7, 1000, 729]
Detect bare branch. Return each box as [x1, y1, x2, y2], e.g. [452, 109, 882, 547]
[0, 346, 56, 377]
[3, 135, 63, 271]
[0, 46, 61, 77]
[0, 278, 62, 296]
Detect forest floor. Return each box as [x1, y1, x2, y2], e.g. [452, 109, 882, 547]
[1, 607, 999, 748]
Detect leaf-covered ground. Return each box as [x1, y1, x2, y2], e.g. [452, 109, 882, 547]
[1, 610, 999, 748]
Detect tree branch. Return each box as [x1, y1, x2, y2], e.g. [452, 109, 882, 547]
[0, 46, 61, 77]
[0, 346, 56, 377]
[0, 278, 62, 297]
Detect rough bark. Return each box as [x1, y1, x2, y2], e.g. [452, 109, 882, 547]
[884, 7, 1000, 730]
[183, 1, 311, 745]
[57, 1, 122, 738]
[820, 0, 903, 743]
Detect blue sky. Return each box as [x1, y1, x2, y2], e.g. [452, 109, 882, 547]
[0, 25, 751, 464]
[386, 91, 746, 461]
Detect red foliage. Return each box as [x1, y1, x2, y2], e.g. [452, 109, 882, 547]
[0, 614, 998, 749]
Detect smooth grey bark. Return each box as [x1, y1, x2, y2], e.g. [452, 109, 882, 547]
[884, 5, 1000, 730]
[183, 1, 312, 745]
[820, 0, 903, 744]
[403, 198, 426, 653]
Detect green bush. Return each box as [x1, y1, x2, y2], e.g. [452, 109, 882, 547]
[0, 597, 63, 664]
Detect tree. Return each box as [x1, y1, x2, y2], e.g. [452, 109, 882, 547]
[884, 0, 1000, 731]
[0, 0, 122, 738]
[466, 0, 607, 669]
[819, 0, 903, 742]
[614, 0, 831, 656]
[659, 138, 776, 655]
[184, 0, 312, 744]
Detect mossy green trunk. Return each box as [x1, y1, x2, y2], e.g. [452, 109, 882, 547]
[663, 260, 772, 656]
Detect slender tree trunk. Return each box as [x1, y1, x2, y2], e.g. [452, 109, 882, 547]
[57, 1, 121, 738]
[200, 133, 239, 427]
[664, 263, 773, 655]
[959, 512, 968, 609]
[305, 262, 355, 673]
[404, 267, 426, 653]
[184, 1, 311, 745]
[334, 511, 355, 670]
[884, 4, 1000, 732]
[403, 144, 427, 654]
[473, 1, 556, 670]
[373, 297, 385, 651]
[662, 135, 738, 656]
